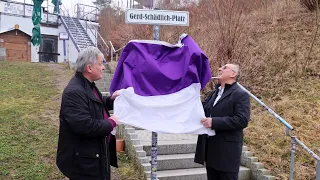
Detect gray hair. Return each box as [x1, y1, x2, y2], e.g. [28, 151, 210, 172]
[75, 46, 104, 73]
[232, 64, 241, 81]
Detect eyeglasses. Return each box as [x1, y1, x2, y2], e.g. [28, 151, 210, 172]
[221, 65, 236, 73]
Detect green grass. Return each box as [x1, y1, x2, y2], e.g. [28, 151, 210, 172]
[0, 61, 63, 179]
[0, 61, 141, 180]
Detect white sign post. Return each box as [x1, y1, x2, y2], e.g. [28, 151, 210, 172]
[59, 32, 69, 62]
[125, 8, 189, 180]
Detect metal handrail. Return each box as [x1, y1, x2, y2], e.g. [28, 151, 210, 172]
[237, 82, 320, 180]
[74, 4, 99, 21]
[81, 16, 110, 56]
[109, 41, 125, 61]
[59, 5, 81, 51]
[72, 3, 121, 61]
[237, 83, 294, 130]
[89, 23, 110, 50]
[75, 3, 100, 10]
[82, 8, 99, 21]
[79, 9, 119, 61]
[109, 41, 116, 52]
[60, 4, 89, 51]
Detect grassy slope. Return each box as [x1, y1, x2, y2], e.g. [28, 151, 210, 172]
[0, 62, 64, 179]
[242, 1, 320, 179]
[0, 62, 141, 180]
[245, 76, 320, 179]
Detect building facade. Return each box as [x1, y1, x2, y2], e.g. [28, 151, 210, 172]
[0, 0, 99, 63]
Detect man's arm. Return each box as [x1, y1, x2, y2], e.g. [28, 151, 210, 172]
[211, 90, 250, 131]
[62, 90, 114, 137]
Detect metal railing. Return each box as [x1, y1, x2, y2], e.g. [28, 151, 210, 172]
[73, 3, 121, 62]
[76, 4, 123, 62]
[109, 41, 124, 62]
[75, 3, 99, 22]
[84, 21, 110, 55]
[237, 83, 320, 180]
[59, 4, 89, 52]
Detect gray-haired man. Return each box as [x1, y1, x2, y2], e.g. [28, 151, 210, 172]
[57, 46, 119, 180]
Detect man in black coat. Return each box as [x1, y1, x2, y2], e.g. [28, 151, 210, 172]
[194, 64, 250, 180]
[57, 46, 119, 180]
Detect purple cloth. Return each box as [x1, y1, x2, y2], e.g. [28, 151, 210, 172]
[110, 35, 212, 96]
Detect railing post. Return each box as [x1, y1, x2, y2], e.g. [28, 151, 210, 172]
[85, 19, 88, 35]
[289, 136, 296, 180]
[110, 48, 113, 62]
[23, 0, 26, 16]
[286, 127, 291, 136]
[317, 160, 320, 180]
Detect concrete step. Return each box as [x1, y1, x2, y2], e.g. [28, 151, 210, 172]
[146, 166, 250, 180]
[132, 126, 145, 130]
[143, 141, 197, 156]
[147, 153, 202, 170]
[137, 130, 249, 156]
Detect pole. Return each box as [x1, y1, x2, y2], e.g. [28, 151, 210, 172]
[24, 0, 25, 16]
[151, 23, 160, 180]
[47, 0, 49, 22]
[150, 0, 160, 177]
[151, 131, 158, 180]
[289, 136, 296, 180]
[63, 39, 66, 62]
[317, 160, 320, 180]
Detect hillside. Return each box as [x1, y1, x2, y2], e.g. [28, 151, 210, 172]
[99, 0, 320, 179]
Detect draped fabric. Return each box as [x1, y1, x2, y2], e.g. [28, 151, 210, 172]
[110, 34, 215, 135]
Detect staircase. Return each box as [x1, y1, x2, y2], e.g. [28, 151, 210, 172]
[60, 16, 95, 51]
[95, 70, 114, 92]
[59, 14, 115, 92]
[120, 126, 277, 180]
[137, 130, 251, 180]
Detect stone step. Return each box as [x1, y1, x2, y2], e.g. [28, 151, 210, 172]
[143, 141, 197, 156]
[147, 153, 202, 170]
[132, 126, 145, 130]
[144, 143, 249, 160]
[137, 130, 249, 156]
[146, 166, 250, 180]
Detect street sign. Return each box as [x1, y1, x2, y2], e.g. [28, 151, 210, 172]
[59, 32, 69, 40]
[125, 7, 189, 180]
[125, 9, 189, 26]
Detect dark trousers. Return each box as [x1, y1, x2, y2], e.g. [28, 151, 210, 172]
[206, 167, 238, 180]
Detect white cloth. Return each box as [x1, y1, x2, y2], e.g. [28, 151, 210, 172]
[114, 83, 215, 135]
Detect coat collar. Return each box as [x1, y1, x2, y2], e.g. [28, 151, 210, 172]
[75, 72, 101, 103]
[214, 82, 238, 106]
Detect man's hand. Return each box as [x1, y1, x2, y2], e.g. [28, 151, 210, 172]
[109, 115, 119, 125]
[201, 118, 212, 128]
[110, 91, 120, 100]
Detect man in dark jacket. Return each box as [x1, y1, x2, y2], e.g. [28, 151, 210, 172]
[57, 46, 119, 180]
[195, 64, 250, 180]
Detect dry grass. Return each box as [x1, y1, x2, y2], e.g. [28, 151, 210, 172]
[99, 0, 320, 179]
[245, 76, 320, 179]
